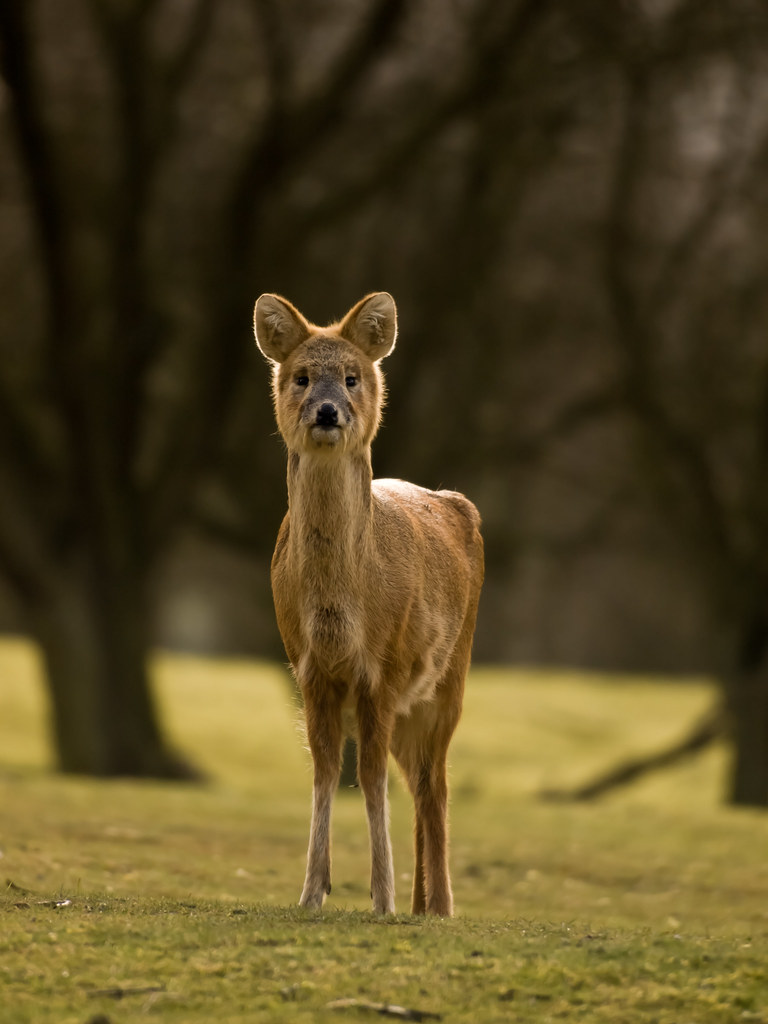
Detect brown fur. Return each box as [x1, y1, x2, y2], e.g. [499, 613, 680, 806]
[254, 291, 484, 915]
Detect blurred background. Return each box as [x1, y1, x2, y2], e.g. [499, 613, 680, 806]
[1, 0, 768, 804]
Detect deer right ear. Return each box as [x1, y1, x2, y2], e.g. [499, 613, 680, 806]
[340, 292, 397, 361]
[254, 294, 310, 362]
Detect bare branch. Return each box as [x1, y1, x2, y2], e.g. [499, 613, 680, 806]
[161, 0, 216, 99]
[293, 0, 561, 232]
[249, 0, 292, 111]
[142, 1, 417, 548]
[0, 368, 58, 489]
[654, 0, 768, 66]
[0, 0, 85, 510]
[507, 388, 625, 465]
[650, 72, 749, 314]
[602, 63, 735, 575]
[541, 703, 724, 801]
[145, 0, 565, 551]
[0, 1, 73, 338]
[0, 525, 46, 605]
[228, 0, 411, 235]
[0, 394, 55, 602]
[291, 0, 410, 142]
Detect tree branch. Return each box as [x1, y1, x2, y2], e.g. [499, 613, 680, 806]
[507, 387, 625, 464]
[0, 0, 80, 581]
[0, 412, 56, 605]
[0, 1, 73, 341]
[249, 0, 292, 114]
[290, 0, 410, 143]
[141, 0, 412, 550]
[161, 0, 216, 101]
[140, 0, 564, 551]
[0, 366, 60, 496]
[540, 703, 724, 801]
[292, 0, 559, 232]
[603, 62, 736, 577]
[650, 66, 748, 316]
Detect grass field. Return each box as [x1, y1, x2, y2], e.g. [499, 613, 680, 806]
[1, 638, 767, 1022]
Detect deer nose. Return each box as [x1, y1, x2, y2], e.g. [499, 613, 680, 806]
[316, 403, 338, 427]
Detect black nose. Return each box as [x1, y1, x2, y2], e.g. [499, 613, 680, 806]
[316, 403, 338, 427]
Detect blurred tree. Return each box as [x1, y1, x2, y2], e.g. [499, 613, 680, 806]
[598, 5, 768, 806]
[4, 0, 768, 811]
[528, 0, 768, 806]
[0, 0, 559, 775]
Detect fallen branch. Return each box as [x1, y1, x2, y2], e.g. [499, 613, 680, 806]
[540, 704, 725, 801]
[88, 986, 166, 1000]
[326, 998, 442, 1021]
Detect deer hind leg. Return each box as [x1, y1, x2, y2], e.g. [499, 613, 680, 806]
[416, 755, 452, 915]
[393, 744, 451, 916]
[393, 703, 461, 917]
[300, 678, 345, 909]
[411, 814, 427, 915]
[356, 690, 396, 914]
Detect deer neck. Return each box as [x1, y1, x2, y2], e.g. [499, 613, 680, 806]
[286, 449, 373, 573]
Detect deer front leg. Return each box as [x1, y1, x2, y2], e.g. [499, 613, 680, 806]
[356, 691, 396, 914]
[300, 681, 344, 909]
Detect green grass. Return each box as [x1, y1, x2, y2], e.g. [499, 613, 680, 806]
[1, 639, 767, 1022]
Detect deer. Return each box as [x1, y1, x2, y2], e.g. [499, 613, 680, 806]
[253, 291, 484, 916]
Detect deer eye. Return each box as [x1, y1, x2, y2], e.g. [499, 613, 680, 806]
[295, 375, 309, 387]
[345, 375, 357, 389]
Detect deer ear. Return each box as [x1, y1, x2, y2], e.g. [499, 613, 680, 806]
[340, 292, 397, 361]
[254, 294, 310, 362]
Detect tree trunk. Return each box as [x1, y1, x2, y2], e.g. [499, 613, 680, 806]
[727, 614, 768, 807]
[728, 677, 768, 807]
[28, 559, 195, 778]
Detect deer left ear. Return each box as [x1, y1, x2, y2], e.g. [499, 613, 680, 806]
[340, 292, 397, 361]
[254, 293, 311, 363]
